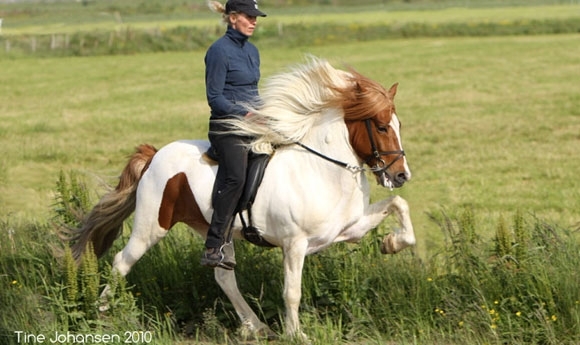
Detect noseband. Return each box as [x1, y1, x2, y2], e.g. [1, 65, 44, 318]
[363, 119, 405, 174]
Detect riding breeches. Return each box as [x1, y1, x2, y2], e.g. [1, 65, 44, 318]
[205, 122, 250, 249]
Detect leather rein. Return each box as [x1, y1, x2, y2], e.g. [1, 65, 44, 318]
[294, 118, 405, 175]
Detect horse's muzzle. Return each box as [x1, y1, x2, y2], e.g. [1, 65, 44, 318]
[393, 171, 409, 187]
[377, 170, 410, 189]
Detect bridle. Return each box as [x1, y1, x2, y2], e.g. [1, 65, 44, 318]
[362, 118, 405, 174]
[294, 118, 405, 175]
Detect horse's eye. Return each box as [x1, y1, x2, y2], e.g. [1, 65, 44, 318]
[377, 126, 388, 133]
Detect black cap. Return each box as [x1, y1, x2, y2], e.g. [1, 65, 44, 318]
[225, 0, 267, 17]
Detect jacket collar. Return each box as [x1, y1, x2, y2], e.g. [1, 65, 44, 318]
[226, 26, 249, 47]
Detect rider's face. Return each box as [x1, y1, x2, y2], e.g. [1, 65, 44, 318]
[231, 12, 258, 37]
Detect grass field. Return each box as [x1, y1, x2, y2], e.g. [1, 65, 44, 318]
[1, 1, 580, 344]
[2, 33, 579, 251]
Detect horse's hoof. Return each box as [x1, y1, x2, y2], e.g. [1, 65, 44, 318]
[258, 328, 278, 341]
[239, 321, 277, 341]
[380, 233, 398, 254]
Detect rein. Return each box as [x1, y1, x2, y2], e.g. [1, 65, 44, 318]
[293, 141, 364, 174]
[293, 119, 405, 175]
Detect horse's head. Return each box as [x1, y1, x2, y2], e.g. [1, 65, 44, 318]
[342, 73, 411, 189]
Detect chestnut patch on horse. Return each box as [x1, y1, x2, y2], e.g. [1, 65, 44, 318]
[159, 172, 209, 232]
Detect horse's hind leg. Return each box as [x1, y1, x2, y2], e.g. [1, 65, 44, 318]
[214, 266, 276, 340]
[99, 217, 168, 309]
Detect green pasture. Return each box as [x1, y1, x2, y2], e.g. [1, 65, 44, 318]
[1, 33, 579, 251]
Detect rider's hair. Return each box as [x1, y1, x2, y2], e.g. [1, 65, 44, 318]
[207, 1, 235, 25]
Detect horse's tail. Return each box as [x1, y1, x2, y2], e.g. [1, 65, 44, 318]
[67, 144, 158, 261]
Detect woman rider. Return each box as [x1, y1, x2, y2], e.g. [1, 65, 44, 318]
[202, 0, 267, 268]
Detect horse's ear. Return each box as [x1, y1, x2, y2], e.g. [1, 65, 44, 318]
[388, 83, 399, 98]
[355, 81, 364, 93]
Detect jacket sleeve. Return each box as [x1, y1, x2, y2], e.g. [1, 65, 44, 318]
[205, 47, 247, 117]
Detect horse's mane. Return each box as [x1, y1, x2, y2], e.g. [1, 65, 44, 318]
[222, 57, 393, 154]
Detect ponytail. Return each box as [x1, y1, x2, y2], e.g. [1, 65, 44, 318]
[207, 0, 225, 14]
[208, 1, 232, 24]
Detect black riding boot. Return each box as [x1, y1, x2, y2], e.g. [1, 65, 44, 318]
[201, 215, 236, 270]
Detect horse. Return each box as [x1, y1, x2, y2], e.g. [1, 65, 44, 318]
[65, 57, 415, 340]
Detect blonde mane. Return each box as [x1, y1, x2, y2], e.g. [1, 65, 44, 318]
[222, 57, 393, 154]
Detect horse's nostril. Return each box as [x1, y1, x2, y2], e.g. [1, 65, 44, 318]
[396, 172, 407, 183]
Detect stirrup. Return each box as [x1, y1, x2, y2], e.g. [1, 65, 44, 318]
[200, 245, 235, 270]
[218, 242, 236, 270]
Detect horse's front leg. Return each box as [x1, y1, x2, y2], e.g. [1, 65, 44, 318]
[378, 195, 415, 254]
[339, 195, 415, 254]
[282, 237, 309, 341]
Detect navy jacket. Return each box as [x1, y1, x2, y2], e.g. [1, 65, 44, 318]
[205, 27, 261, 119]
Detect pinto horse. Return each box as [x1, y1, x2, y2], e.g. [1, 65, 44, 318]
[66, 58, 415, 339]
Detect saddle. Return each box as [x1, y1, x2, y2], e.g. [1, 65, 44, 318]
[203, 148, 276, 248]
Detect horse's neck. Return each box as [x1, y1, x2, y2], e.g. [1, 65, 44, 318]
[300, 109, 361, 168]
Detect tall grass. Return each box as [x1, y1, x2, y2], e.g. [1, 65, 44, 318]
[1, 174, 578, 344]
[0, 172, 176, 345]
